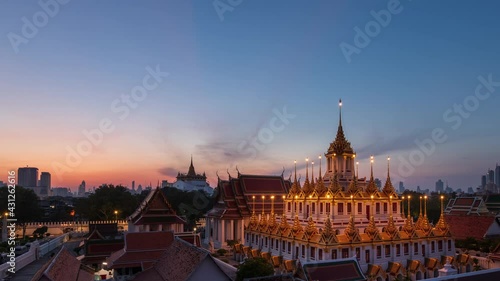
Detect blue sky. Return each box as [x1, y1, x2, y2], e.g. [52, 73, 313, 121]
[1, 0, 499, 191]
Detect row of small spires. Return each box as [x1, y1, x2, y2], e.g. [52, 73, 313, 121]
[288, 155, 397, 196]
[248, 195, 450, 241]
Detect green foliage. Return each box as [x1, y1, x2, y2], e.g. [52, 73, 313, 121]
[236, 257, 274, 281]
[74, 184, 139, 220]
[217, 248, 228, 256]
[162, 188, 215, 229]
[33, 226, 48, 239]
[0, 185, 43, 238]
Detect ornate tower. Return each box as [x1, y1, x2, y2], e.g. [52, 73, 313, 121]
[324, 99, 356, 184]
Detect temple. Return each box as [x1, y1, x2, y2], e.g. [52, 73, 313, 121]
[173, 157, 213, 194]
[210, 99, 457, 280]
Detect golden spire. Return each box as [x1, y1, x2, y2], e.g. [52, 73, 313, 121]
[366, 156, 378, 194]
[382, 156, 397, 195]
[291, 215, 303, 237]
[435, 195, 449, 234]
[268, 212, 277, 232]
[415, 196, 424, 230]
[402, 195, 415, 235]
[384, 196, 399, 239]
[278, 213, 290, 235]
[328, 99, 354, 155]
[249, 212, 258, 230]
[304, 216, 318, 239]
[316, 155, 327, 195]
[365, 195, 379, 240]
[329, 173, 341, 193]
[420, 195, 432, 234]
[311, 161, 315, 190]
[290, 160, 300, 195]
[302, 158, 312, 195]
[347, 174, 359, 194]
[385, 214, 399, 239]
[344, 214, 359, 241]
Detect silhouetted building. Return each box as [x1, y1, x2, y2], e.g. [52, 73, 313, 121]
[40, 172, 51, 189]
[398, 181, 404, 193]
[436, 179, 444, 193]
[482, 175, 487, 188]
[496, 164, 500, 188]
[374, 178, 382, 189]
[488, 169, 495, 183]
[17, 166, 38, 187]
[79, 180, 86, 196]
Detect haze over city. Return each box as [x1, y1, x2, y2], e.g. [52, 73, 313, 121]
[1, 0, 499, 191]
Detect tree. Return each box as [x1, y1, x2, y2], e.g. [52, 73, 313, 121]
[236, 257, 274, 281]
[0, 185, 42, 238]
[74, 184, 139, 220]
[33, 226, 48, 239]
[163, 188, 215, 229]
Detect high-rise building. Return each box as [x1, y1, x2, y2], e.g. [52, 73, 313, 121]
[481, 175, 487, 188]
[374, 178, 382, 189]
[435, 179, 444, 193]
[17, 167, 38, 187]
[398, 181, 404, 193]
[132, 180, 135, 192]
[496, 164, 500, 188]
[78, 180, 86, 196]
[488, 169, 495, 183]
[40, 172, 51, 188]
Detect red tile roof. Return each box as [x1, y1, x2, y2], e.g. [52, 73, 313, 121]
[31, 247, 94, 281]
[445, 214, 496, 240]
[133, 237, 236, 281]
[300, 258, 366, 281]
[107, 231, 174, 270]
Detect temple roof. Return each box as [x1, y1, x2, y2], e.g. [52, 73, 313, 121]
[32, 247, 94, 281]
[207, 174, 291, 219]
[127, 187, 186, 226]
[133, 237, 236, 281]
[299, 257, 366, 281]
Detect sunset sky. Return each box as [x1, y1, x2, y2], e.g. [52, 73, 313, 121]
[1, 0, 499, 191]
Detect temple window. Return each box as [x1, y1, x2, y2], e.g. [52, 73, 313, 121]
[320, 203, 324, 214]
[365, 250, 370, 263]
[312, 203, 316, 214]
[288, 202, 291, 212]
[404, 243, 409, 255]
[393, 202, 398, 213]
[376, 203, 380, 214]
[332, 249, 337, 259]
[311, 247, 316, 260]
[347, 203, 352, 214]
[342, 248, 349, 259]
[414, 243, 419, 255]
[326, 203, 331, 214]
[338, 203, 344, 215]
[376, 246, 382, 259]
[396, 244, 401, 256]
[319, 249, 323, 260]
[383, 203, 388, 214]
[448, 240, 452, 251]
[385, 245, 391, 257]
[358, 203, 362, 214]
[431, 241, 435, 253]
[438, 240, 443, 251]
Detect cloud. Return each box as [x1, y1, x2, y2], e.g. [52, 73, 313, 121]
[158, 167, 178, 177]
[356, 128, 436, 156]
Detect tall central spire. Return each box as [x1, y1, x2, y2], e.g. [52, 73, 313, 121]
[339, 99, 343, 128]
[187, 155, 196, 176]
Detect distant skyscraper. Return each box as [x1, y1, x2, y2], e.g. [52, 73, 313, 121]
[132, 180, 135, 191]
[481, 175, 487, 188]
[17, 167, 38, 187]
[374, 178, 382, 189]
[496, 164, 500, 187]
[40, 172, 51, 188]
[137, 184, 143, 193]
[488, 169, 495, 183]
[435, 179, 444, 193]
[398, 181, 404, 193]
[467, 187, 474, 194]
[78, 180, 86, 196]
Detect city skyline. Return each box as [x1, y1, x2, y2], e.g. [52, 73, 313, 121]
[1, 1, 500, 191]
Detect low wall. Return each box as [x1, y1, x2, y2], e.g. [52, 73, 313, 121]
[0, 233, 70, 280]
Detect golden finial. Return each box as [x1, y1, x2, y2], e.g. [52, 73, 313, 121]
[322, 215, 335, 243]
[382, 156, 396, 195]
[366, 156, 378, 194]
[304, 216, 318, 239]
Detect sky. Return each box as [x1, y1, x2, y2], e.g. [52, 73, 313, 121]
[1, 0, 499, 191]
